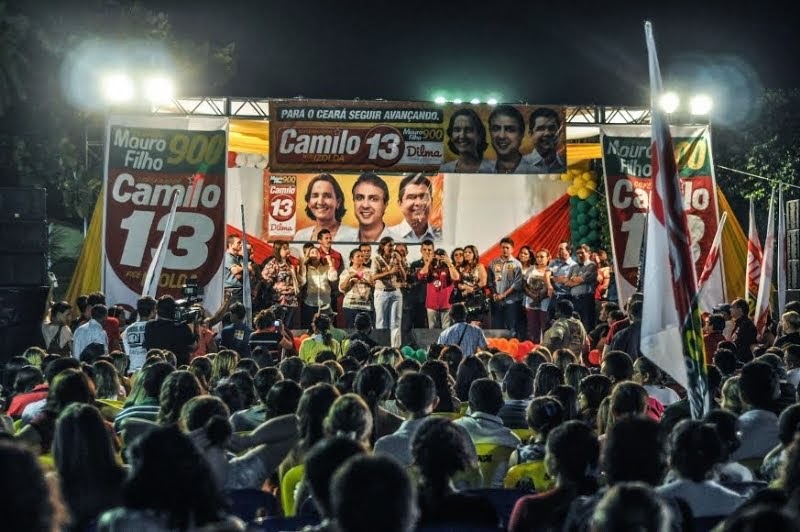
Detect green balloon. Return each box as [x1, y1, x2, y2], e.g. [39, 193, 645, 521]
[587, 231, 600, 242]
[578, 224, 589, 236]
[577, 213, 588, 225]
[587, 207, 599, 219]
[401, 345, 414, 357]
[589, 219, 599, 229]
[569, 195, 580, 206]
[586, 195, 599, 206]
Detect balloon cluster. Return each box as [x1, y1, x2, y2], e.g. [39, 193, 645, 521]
[563, 167, 602, 248]
[485, 338, 537, 361]
[227, 151, 269, 169]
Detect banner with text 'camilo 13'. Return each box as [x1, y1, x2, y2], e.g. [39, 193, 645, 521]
[600, 125, 725, 312]
[103, 116, 228, 311]
[268, 99, 444, 173]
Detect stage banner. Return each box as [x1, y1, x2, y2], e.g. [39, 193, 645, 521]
[441, 104, 566, 174]
[268, 99, 444, 173]
[103, 115, 228, 311]
[601, 125, 724, 310]
[263, 171, 444, 244]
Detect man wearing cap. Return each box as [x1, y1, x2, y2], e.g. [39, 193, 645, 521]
[418, 247, 460, 329]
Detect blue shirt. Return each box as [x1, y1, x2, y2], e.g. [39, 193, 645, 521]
[548, 257, 576, 297]
[220, 322, 252, 357]
[487, 256, 523, 304]
[224, 252, 242, 289]
[438, 322, 487, 357]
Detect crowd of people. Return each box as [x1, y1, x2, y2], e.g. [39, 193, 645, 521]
[4, 238, 800, 531]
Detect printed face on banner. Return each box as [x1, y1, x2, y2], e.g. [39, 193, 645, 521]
[263, 172, 444, 244]
[105, 126, 226, 297]
[602, 130, 717, 306]
[441, 104, 567, 174]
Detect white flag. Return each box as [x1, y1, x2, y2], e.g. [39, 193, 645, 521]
[142, 192, 180, 298]
[755, 189, 776, 336]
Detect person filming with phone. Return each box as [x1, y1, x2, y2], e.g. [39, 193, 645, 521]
[418, 248, 460, 329]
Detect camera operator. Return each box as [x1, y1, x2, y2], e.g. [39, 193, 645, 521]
[219, 302, 252, 357]
[143, 295, 198, 367]
[418, 247, 460, 329]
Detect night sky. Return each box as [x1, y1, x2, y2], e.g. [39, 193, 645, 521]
[154, 1, 797, 124]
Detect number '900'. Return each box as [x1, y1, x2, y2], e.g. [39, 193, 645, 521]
[120, 211, 215, 269]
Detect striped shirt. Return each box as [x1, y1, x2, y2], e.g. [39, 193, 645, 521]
[113, 399, 160, 433]
[438, 322, 487, 357]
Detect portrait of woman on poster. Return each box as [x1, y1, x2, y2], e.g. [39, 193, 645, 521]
[293, 173, 358, 242]
[439, 108, 495, 173]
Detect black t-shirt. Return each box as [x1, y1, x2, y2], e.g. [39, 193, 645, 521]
[249, 329, 282, 356]
[143, 319, 195, 366]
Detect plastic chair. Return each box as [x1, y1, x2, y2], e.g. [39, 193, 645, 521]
[280, 464, 305, 517]
[722, 480, 768, 497]
[474, 443, 515, 488]
[461, 488, 529, 529]
[503, 460, 553, 492]
[225, 489, 278, 523]
[12, 418, 24, 434]
[511, 428, 532, 442]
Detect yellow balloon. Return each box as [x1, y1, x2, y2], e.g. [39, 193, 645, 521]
[578, 188, 592, 200]
[567, 185, 577, 196]
[581, 171, 594, 182]
[570, 168, 582, 176]
[573, 177, 585, 187]
[585, 180, 597, 190]
[560, 173, 572, 181]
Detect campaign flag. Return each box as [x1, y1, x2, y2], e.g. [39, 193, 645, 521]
[240, 205, 252, 328]
[141, 192, 181, 298]
[640, 21, 709, 420]
[745, 199, 763, 307]
[778, 187, 787, 318]
[755, 189, 776, 336]
[697, 212, 727, 295]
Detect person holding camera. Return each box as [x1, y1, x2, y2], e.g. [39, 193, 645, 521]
[143, 295, 197, 367]
[249, 308, 293, 361]
[418, 247, 460, 329]
[339, 248, 375, 328]
[299, 245, 339, 330]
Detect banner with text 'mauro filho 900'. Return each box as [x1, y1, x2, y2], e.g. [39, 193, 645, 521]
[600, 125, 724, 312]
[103, 115, 228, 310]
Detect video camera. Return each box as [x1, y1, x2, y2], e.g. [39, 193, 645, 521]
[174, 277, 205, 324]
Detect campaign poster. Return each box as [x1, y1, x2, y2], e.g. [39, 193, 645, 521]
[268, 99, 444, 173]
[601, 125, 724, 309]
[103, 116, 228, 310]
[263, 171, 445, 244]
[441, 104, 567, 174]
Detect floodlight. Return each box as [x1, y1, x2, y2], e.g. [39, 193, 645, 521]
[143, 76, 175, 104]
[100, 73, 134, 103]
[453, 98, 462, 104]
[434, 96, 446, 105]
[470, 98, 480, 105]
[658, 92, 679, 114]
[487, 98, 498, 105]
[689, 94, 713, 115]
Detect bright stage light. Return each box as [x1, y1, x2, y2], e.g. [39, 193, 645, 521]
[470, 98, 480, 105]
[143, 76, 175, 104]
[658, 92, 679, 114]
[100, 73, 134, 103]
[487, 98, 498, 105]
[453, 98, 462, 104]
[690, 94, 713, 115]
[434, 96, 446, 105]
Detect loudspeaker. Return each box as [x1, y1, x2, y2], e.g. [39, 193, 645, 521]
[411, 328, 443, 348]
[344, 328, 391, 347]
[790, 260, 800, 291]
[0, 285, 49, 364]
[483, 329, 514, 339]
[789, 230, 800, 262]
[0, 221, 48, 253]
[0, 254, 48, 286]
[788, 200, 800, 231]
[788, 290, 800, 304]
[0, 187, 47, 221]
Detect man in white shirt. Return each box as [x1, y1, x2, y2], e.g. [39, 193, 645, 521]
[72, 304, 109, 360]
[388, 173, 441, 243]
[123, 296, 156, 372]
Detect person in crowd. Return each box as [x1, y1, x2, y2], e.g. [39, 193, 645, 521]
[98, 425, 244, 530]
[299, 243, 339, 329]
[658, 419, 746, 517]
[122, 296, 156, 372]
[6, 365, 45, 418]
[388, 173, 441, 242]
[371, 236, 406, 347]
[73, 303, 109, 360]
[589, 302, 619, 352]
[17, 356, 80, 423]
[355, 364, 403, 444]
[300, 313, 342, 362]
[209, 349, 239, 389]
[632, 356, 680, 406]
[322, 393, 373, 450]
[488, 351, 514, 382]
[342, 312, 378, 352]
[53, 403, 126, 531]
[156, 370, 201, 426]
[113, 362, 174, 433]
[523, 248, 553, 343]
[339, 248, 374, 328]
[542, 299, 588, 360]
[660, 365, 723, 435]
[488, 237, 523, 337]
[437, 302, 488, 358]
[230, 367, 283, 432]
[142, 296, 197, 367]
[331, 455, 419, 532]
[608, 299, 643, 360]
[455, 244, 489, 324]
[608, 381, 652, 427]
[534, 363, 564, 397]
[440, 107, 494, 173]
[704, 409, 754, 484]
[421, 359, 461, 413]
[411, 416, 499, 527]
[294, 173, 358, 242]
[594, 249, 613, 304]
[565, 362, 590, 391]
[496, 362, 534, 429]
[218, 302, 251, 357]
[550, 384, 578, 421]
[590, 483, 670, 532]
[249, 308, 292, 362]
[730, 298, 758, 363]
[509, 396, 565, 469]
[260, 241, 301, 327]
[516, 246, 535, 339]
[418, 247, 460, 329]
[92, 360, 123, 403]
[760, 403, 800, 482]
[509, 420, 600, 532]
[714, 347, 738, 380]
[548, 241, 577, 312]
[279, 383, 340, 479]
[784, 344, 800, 388]
[42, 300, 73, 356]
[565, 244, 598, 330]
[403, 239, 433, 338]
[774, 310, 800, 349]
[704, 313, 729, 363]
[732, 360, 781, 461]
[454, 355, 490, 404]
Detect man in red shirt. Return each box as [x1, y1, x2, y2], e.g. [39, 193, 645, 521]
[317, 229, 345, 325]
[418, 248, 460, 329]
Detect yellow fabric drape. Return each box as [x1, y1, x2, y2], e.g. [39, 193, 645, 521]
[566, 143, 602, 165]
[229, 119, 269, 154]
[65, 191, 103, 305]
[718, 187, 747, 302]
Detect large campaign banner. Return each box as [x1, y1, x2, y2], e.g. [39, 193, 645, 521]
[601, 125, 725, 311]
[263, 171, 444, 244]
[103, 116, 228, 310]
[268, 99, 444, 173]
[441, 104, 566, 174]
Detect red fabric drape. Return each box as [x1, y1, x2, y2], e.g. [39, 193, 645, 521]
[479, 194, 571, 265]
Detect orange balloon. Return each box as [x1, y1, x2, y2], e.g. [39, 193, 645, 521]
[588, 349, 601, 366]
